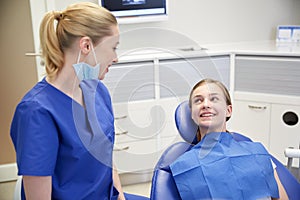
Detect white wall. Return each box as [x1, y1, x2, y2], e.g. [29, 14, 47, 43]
[118, 0, 300, 49]
[42, 0, 300, 49]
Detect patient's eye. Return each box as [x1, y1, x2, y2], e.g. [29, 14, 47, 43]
[210, 96, 219, 102]
[193, 96, 203, 104]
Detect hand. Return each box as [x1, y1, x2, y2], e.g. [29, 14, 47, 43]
[118, 193, 126, 200]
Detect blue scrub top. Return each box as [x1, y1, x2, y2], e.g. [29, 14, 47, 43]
[11, 78, 117, 199]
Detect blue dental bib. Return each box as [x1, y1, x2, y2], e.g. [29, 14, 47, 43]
[170, 132, 279, 200]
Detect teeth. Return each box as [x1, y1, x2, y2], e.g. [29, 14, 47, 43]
[201, 113, 214, 117]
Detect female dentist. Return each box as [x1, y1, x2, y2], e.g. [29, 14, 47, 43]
[10, 2, 148, 200]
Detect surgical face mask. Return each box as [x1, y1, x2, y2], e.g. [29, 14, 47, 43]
[73, 44, 100, 81]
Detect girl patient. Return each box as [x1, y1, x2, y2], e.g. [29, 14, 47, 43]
[170, 78, 288, 200]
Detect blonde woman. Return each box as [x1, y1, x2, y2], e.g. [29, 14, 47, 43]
[11, 2, 148, 200]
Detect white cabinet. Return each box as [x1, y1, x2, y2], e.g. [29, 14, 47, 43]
[231, 93, 300, 167]
[159, 56, 231, 98]
[234, 55, 300, 96]
[231, 55, 300, 166]
[103, 54, 230, 183]
[270, 104, 300, 166]
[104, 61, 156, 103]
[229, 100, 271, 148]
[103, 62, 159, 177]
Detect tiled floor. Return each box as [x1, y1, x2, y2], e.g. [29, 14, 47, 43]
[0, 180, 151, 200]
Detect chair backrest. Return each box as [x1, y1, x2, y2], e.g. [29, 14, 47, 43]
[150, 100, 300, 200]
[174, 101, 198, 144]
[150, 102, 195, 200]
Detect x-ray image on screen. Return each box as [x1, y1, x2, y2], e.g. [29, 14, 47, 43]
[101, 0, 167, 23]
[123, 0, 146, 6]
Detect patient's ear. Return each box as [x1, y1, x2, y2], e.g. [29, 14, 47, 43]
[226, 105, 233, 119]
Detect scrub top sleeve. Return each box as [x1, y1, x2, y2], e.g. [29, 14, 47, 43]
[11, 101, 59, 176]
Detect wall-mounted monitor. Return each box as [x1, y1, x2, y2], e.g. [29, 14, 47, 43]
[99, 0, 168, 24]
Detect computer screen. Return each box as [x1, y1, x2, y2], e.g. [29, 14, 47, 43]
[100, 0, 168, 24]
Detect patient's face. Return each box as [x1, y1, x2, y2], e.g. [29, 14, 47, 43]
[190, 83, 232, 134]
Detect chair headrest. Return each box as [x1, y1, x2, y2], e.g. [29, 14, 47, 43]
[174, 101, 198, 144]
[174, 101, 254, 145]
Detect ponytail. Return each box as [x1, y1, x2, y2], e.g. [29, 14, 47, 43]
[39, 11, 64, 80]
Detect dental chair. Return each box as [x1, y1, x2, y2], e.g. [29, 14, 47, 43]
[284, 147, 300, 181]
[150, 101, 300, 200]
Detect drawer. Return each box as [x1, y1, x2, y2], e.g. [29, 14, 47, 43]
[114, 101, 162, 143]
[113, 136, 183, 173]
[113, 138, 159, 173]
[114, 98, 184, 143]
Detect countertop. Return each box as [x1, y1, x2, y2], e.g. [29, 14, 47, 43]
[117, 40, 300, 63]
[205, 40, 300, 57]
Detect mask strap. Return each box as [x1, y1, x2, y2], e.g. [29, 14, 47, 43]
[76, 50, 81, 64]
[76, 42, 98, 64]
[90, 44, 99, 65]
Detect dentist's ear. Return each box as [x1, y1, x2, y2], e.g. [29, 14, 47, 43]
[79, 36, 92, 55]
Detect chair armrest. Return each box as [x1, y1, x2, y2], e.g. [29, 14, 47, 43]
[271, 155, 300, 200]
[284, 148, 300, 158]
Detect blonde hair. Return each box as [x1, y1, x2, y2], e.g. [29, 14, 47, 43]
[189, 78, 232, 121]
[39, 2, 117, 80]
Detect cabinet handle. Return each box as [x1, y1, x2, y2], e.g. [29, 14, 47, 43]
[113, 146, 130, 151]
[115, 115, 127, 120]
[115, 131, 128, 136]
[25, 52, 45, 66]
[248, 105, 267, 110]
[25, 52, 42, 56]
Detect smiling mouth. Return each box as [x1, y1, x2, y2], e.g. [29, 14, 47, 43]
[200, 113, 215, 117]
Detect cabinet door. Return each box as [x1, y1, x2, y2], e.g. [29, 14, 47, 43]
[269, 104, 300, 166]
[103, 61, 155, 103]
[159, 56, 230, 98]
[229, 100, 271, 148]
[235, 56, 300, 96]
